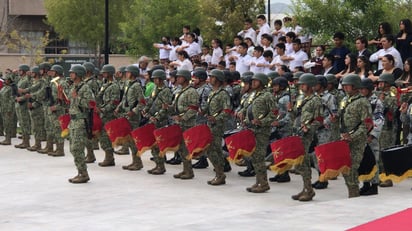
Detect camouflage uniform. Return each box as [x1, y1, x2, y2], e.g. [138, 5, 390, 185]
[84, 76, 100, 158]
[68, 80, 94, 182]
[328, 88, 345, 141]
[196, 82, 211, 125]
[145, 82, 172, 173]
[172, 84, 199, 179]
[40, 74, 53, 151]
[400, 104, 412, 144]
[15, 74, 32, 147]
[0, 77, 15, 144]
[96, 80, 120, 165]
[26, 76, 46, 150]
[205, 86, 232, 184]
[339, 93, 371, 192]
[118, 78, 146, 170]
[273, 90, 292, 138]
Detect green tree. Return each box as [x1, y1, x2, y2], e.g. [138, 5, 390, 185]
[44, 0, 128, 58]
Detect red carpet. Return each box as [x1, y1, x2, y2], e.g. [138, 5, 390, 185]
[347, 208, 412, 230]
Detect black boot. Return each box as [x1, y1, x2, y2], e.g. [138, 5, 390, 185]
[359, 182, 371, 195]
[223, 158, 231, 172]
[168, 153, 182, 165]
[361, 183, 378, 196]
[276, 171, 291, 183]
[312, 180, 328, 189]
[192, 156, 209, 169]
[238, 166, 256, 177]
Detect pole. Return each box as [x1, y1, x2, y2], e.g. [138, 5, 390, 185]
[104, 0, 109, 64]
[267, 0, 271, 27]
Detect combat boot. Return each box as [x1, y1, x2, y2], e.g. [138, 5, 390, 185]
[360, 183, 378, 196]
[168, 152, 182, 165]
[0, 135, 11, 145]
[180, 160, 194, 180]
[85, 147, 96, 163]
[192, 156, 209, 169]
[37, 139, 53, 154]
[348, 185, 360, 198]
[379, 179, 393, 187]
[207, 165, 226, 186]
[276, 171, 291, 183]
[115, 146, 130, 155]
[98, 150, 115, 167]
[298, 179, 316, 201]
[359, 182, 371, 195]
[151, 162, 166, 175]
[68, 170, 90, 184]
[223, 158, 231, 172]
[248, 173, 270, 193]
[49, 142, 65, 157]
[27, 139, 41, 152]
[125, 154, 143, 171]
[15, 135, 30, 149]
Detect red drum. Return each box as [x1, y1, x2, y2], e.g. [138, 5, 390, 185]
[224, 129, 256, 161]
[104, 117, 132, 147]
[380, 145, 412, 183]
[183, 124, 212, 160]
[315, 140, 351, 182]
[131, 123, 156, 156]
[153, 125, 183, 157]
[270, 136, 305, 174]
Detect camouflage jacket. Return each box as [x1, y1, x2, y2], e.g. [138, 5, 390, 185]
[172, 85, 199, 127]
[367, 93, 384, 139]
[205, 87, 232, 125]
[97, 81, 120, 119]
[244, 90, 277, 129]
[68, 82, 94, 129]
[144, 85, 173, 128]
[290, 94, 323, 134]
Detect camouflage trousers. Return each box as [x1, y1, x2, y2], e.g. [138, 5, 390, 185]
[296, 130, 315, 181]
[206, 123, 226, 169]
[366, 138, 380, 184]
[69, 120, 87, 172]
[49, 109, 65, 144]
[251, 127, 271, 175]
[29, 106, 45, 140]
[1, 111, 14, 137]
[176, 125, 191, 160]
[379, 128, 395, 173]
[99, 115, 116, 152]
[15, 103, 31, 136]
[43, 106, 52, 140]
[343, 139, 366, 187]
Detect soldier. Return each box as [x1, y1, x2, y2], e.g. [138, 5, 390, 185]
[269, 76, 292, 183]
[311, 75, 338, 189]
[37, 62, 52, 152]
[14, 65, 32, 149]
[170, 69, 199, 180]
[236, 71, 256, 177]
[204, 69, 232, 185]
[0, 74, 16, 145]
[289, 73, 322, 201]
[376, 73, 398, 188]
[192, 68, 211, 169]
[95, 64, 121, 167]
[67, 65, 94, 184]
[240, 73, 276, 193]
[113, 66, 130, 156]
[19, 66, 46, 152]
[83, 62, 100, 163]
[359, 78, 384, 195]
[325, 74, 344, 142]
[145, 69, 172, 175]
[400, 101, 412, 145]
[338, 74, 372, 197]
[116, 65, 146, 171]
[47, 65, 69, 157]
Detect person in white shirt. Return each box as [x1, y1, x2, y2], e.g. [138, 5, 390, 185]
[369, 34, 403, 70]
[177, 33, 201, 59]
[179, 25, 190, 42]
[272, 19, 286, 47]
[244, 37, 255, 57]
[284, 39, 308, 71]
[263, 50, 275, 74]
[237, 18, 257, 45]
[256, 15, 271, 47]
[153, 36, 171, 64]
[250, 46, 266, 73]
[169, 50, 193, 71]
[169, 37, 181, 62]
[193, 27, 203, 48]
[211, 38, 223, 68]
[285, 31, 296, 55]
[261, 34, 274, 54]
[270, 43, 288, 71]
[201, 46, 212, 65]
[233, 42, 252, 75]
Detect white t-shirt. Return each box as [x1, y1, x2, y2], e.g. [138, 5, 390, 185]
[271, 55, 287, 71]
[285, 43, 294, 55]
[169, 45, 179, 61]
[238, 28, 257, 45]
[176, 59, 193, 71]
[250, 56, 266, 73]
[272, 28, 285, 47]
[201, 54, 212, 64]
[184, 42, 201, 58]
[236, 54, 252, 75]
[155, 44, 171, 60]
[289, 49, 308, 70]
[257, 23, 271, 46]
[369, 46, 403, 70]
[211, 47, 223, 65]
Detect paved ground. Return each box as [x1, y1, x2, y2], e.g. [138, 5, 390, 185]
[0, 138, 411, 231]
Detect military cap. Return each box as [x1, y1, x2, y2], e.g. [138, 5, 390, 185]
[51, 65, 64, 76]
[252, 73, 269, 86]
[82, 62, 95, 73]
[377, 73, 394, 85]
[125, 65, 139, 76]
[101, 64, 116, 75]
[18, 64, 30, 72]
[341, 74, 361, 88]
[209, 69, 225, 82]
[176, 69, 191, 80]
[69, 65, 86, 78]
[152, 69, 166, 80]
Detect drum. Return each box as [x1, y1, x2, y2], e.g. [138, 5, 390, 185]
[222, 128, 243, 152]
[153, 125, 183, 157]
[131, 123, 156, 156]
[315, 140, 351, 182]
[183, 124, 212, 160]
[224, 129, 256, 160]
[104, 117, 132, 147]
[270, 136, 305, 174]
[380, 145, 412, 183]
[358, 144, 377, 182]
